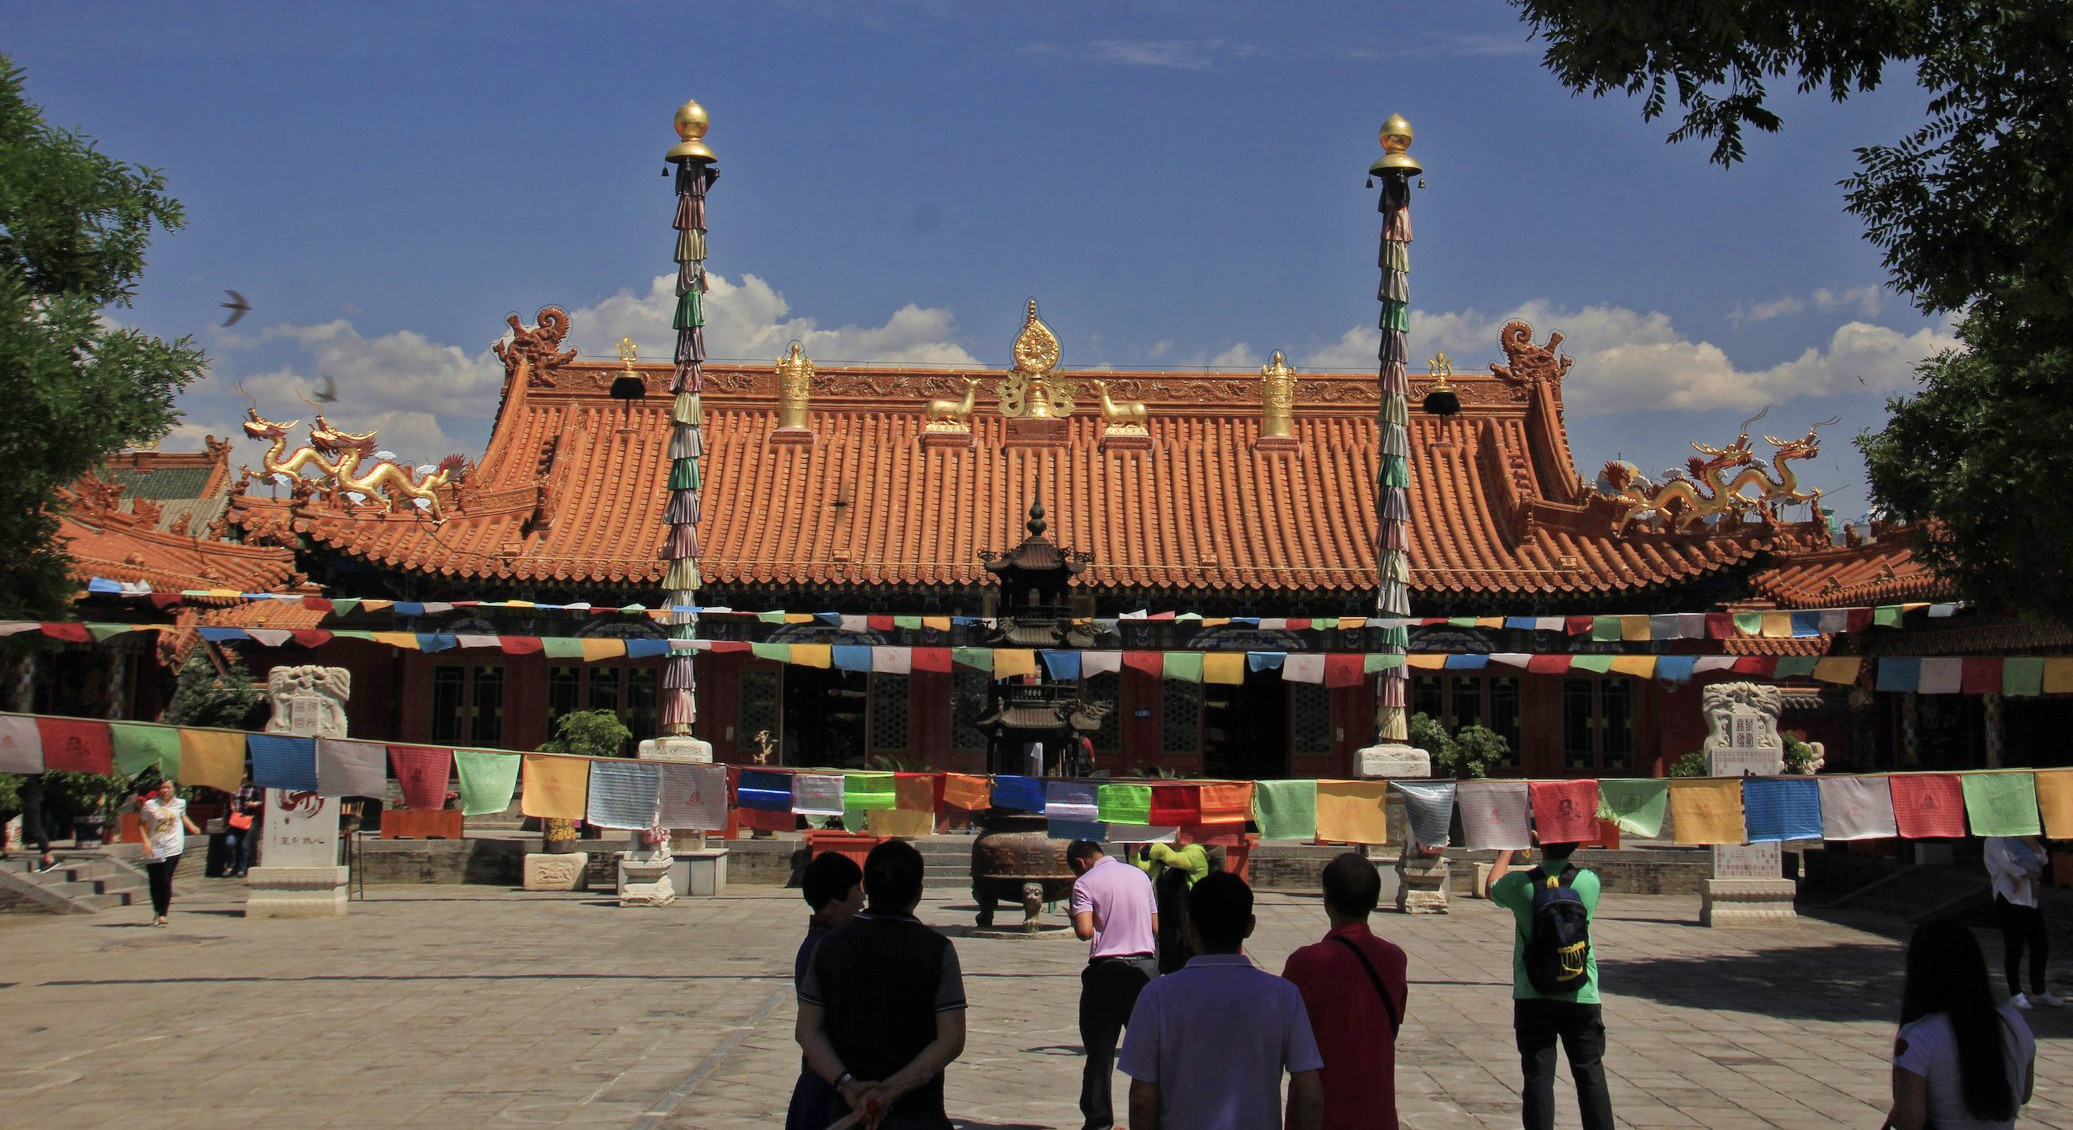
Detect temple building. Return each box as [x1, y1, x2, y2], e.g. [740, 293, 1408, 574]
[24, 296, 1982, 780]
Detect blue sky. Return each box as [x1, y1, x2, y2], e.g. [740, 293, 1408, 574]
[9, 0, 1950, 526]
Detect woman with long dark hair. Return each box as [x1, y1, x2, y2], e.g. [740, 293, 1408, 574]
[1886, 919, 2036, 1130]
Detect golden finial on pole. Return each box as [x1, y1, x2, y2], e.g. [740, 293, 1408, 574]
[1370, 112, 1421, 178]
[666, 99, 715, 163]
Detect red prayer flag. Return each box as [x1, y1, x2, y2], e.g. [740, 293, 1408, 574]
[1286, 618, 1311, 631]
[1526, 655, 1571, 675]
[1845, 609, 1874, 634]
[1890, 775, 1968, 838]
[1530, 779, 1601, 843]
[709, 640, 752, 654]
[1961, 658, 2001, 695]
[1732, 657, 1775, 676]
[910, 647, 952, 673]
[1123, 651, 1162, 678]
[498, 636, 544, 655]
[40, 623, 90, 643]
[1148, 784, 1202, 826]
[301, 597, 334, 612]
[290, 629, 333, 648]
[1324, 655, 1365, 688]
[36, 718, 112, 773]
[1704, 613, 1734, 639]
[1563, 616, 1592, 636]
[867, 615, 895, 632]
[388, 745, 453, 811]
[148, 593, 183, 611]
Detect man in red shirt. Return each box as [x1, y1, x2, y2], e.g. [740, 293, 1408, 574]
[1280, 852, 1408, 1130]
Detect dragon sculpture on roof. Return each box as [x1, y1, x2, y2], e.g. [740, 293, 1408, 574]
[239, 388, 465, 518]
[1597, 409, 1835, 533]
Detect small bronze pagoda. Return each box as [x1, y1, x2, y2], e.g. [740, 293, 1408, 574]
[972, 496, 1110, 774]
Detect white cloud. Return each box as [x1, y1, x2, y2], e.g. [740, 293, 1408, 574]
[1300, 299, 1958, 414]
[249, 320, 506, 419]
[1728, 295, 1806, 326]
[1208, 342, 1262, 368]
[1085, 39, 1263, 69]
[1814, 286, 1882, 317]
[1729, 285, 1884, 326]
[568, 272, 982, 368]
[1146, 340, 1172, 359]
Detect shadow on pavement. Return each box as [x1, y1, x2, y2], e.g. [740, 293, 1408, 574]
[1610, 941, 1904, 1021]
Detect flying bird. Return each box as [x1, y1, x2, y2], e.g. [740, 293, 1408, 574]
[220, 290, 250, 327]
[311, 375, 338, 403]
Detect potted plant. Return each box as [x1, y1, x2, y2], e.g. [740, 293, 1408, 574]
[535, 709, 632, 853]
[43, 770, 125, 847]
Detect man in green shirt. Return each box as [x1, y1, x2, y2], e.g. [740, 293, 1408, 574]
[1135, 842, 1211, 973]
[1488, 842, 1613, 1130]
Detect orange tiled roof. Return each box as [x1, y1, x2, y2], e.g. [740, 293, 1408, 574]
[226, 320, 1824, 605]
[1747, 532, 1951, 608]
[58, 458, 298, 596]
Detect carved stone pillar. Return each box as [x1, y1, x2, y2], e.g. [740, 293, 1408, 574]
[246, 665, 352, 918]
[1697, 682, 1797, 927]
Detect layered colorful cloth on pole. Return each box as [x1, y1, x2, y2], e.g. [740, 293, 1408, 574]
[657, 102, 717, 737]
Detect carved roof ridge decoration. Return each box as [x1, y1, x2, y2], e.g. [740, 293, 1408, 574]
[1489, 320, 1572, 389]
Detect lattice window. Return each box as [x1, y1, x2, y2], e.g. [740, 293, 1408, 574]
[951, 666, 991, 752]
[1161, 680, 1201, 755]
[1086, 671, 1122, 755]
[1290, 682, 1333, 757]
[738, 667, 781, 759]
[869, 674, 910, 755]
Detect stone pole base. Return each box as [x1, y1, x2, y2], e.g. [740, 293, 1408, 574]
[1358, 743, 1446, 914]
[638, 735, 728, 898]
[523, 852, 589, 891]
[244, 865, 349, 918]
[617, 854, 677, 907]
[1356, 742, 1431, 780]
[1700, 878, 1799, 927]
[1396, 852, 1451, 915]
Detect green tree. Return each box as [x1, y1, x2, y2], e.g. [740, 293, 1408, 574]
[1511, 1, 2073, 618]
[162, 650, 265, 730]
[0, 54, 207, 618]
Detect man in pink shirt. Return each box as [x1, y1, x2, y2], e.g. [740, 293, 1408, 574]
[1068, 839, 1160, 1130]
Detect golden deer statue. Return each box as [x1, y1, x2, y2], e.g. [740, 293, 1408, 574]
[924, 377, 981, 431]
[1090, 379, 1148, 434]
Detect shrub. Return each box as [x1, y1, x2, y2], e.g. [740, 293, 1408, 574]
[163, 650, 265, 730]
[1447, 725, 1510, 780]
[1668, 750, 1710, 778]
[537, 709, 632, 759]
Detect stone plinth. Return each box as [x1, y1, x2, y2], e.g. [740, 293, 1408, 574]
[766, 427, 816, 447]
[1356, 743, 1431, 779]
[671, 848, 729, 897]
[523, 852, 589, 891]
[1396, 854, 1451, 915]
[617, 854, 676, 907]
[1701, 878, 1801, 927]
[244, 865, 350, 918]
[920, 429, 974, 451]
[1098, 431, 1153, 453]
[638, 736, 713, 762]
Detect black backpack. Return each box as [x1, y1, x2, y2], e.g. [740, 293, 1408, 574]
[1523, 864, 1591, 995]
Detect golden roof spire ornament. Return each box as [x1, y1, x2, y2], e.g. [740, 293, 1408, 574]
[1422, 348, 1460, 417]
[666, 99, 715, 163]
[618, 337, 639, 366]
[775, 340, 816, 431]
[1260, 349, 1297, 440]
[609, 336, 645, 401]
[999, 299, 1074, 419]
[1370, 112, 1421, 178]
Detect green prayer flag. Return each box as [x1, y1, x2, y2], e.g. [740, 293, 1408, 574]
[541, 638, 586, 659]
[841, 800, 869, 833]
[1571, 655, 1614, 673]
[1446, 617, 1477, 628]
[751, 642, 792, 663]
[1252, 779, 1318, 841]
[330, 630, 376, 642]
[952, 647, 992, 670]
[1591, 617, 1620, 641]
[1595, 779, 1668, 837]
[88, 623, 137, 642]
[1364, 653, 1404, 672]
[1773, 657, 1818, 678]
[1162, 652, 1203, 682]
[1314, 618, 1339, 629]
[1874, 605, 1902, 628]
[455, 750, 521, 817]
[330, 599, 361, 615]
[758, 611, 787, 624]
[845, 772, 897, 811]
[2005, 658, 2045, 697]
[1732, 611, 1763, 636]
[1961, 773, 2041, 837]
[110, 721, 178, 778]
[893, 615, 922, 630]
[1098, 784, 1152, 824]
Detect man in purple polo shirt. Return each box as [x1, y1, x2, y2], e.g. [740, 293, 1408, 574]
[1120, 871, 1325, 1130]
[1067, 839, 1160, 1130]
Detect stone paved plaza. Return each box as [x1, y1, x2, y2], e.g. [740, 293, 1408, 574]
[2, 875, 2068, 1129]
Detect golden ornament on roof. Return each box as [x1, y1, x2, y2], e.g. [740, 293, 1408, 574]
[1371, 112, 1421, 178]
[999, 300, 1075, 419]
[618, 337, 639, 366]
[776, 341, 816, 430]
[1011, 299, 1061, 376]
[1261, 349, 1296, 438]
[666, 99, 715, 163]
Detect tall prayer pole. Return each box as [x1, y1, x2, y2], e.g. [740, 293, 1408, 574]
[1358, 115, 1431, 782]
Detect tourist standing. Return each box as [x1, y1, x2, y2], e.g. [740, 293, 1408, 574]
[1984, 834, 2062, 1009]
[785, 852, 865, 1130]
[1489, 843, 1614, 1130]
[9, 773, 57, 872]
[1887, 918, 2035, 1130]
[1067, 839, 1160, 1130]
[1119, 871, 1324, 1130]
[226, 776, 263, 877]
[138, 779, 200, 927]
[1136, 841, 1211, 974]
[1281, 853, 1409, 1130]
[797, 839, 966, 1129]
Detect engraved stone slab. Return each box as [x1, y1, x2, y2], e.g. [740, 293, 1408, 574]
[1356, 743, 1431, 779]
[244, 865, 349, 918]
[524, 851, 589, 891]
[1701, 740, 1795, 926]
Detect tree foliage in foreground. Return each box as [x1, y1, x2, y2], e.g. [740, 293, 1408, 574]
[1512, 1, 2073, 619]
[0, 54, 207, 618]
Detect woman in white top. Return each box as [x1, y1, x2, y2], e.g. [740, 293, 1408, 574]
[1886, 919, 2035, 1130]
[1984, 835, 2062, 1008]
[139, 779, 201, 927]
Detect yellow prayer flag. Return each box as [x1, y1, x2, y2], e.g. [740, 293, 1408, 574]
[176, 729, 245, 794]
[1620, 616, 1652, 642]
[520, 753, 589, 820]
[1813, 658, 1862, 685]
[1668, 779, 1746, 845]
[792, 644, 833, 669]
[371, 631, 418, 650]
[1760, 612, 1793, 638]
[994, 649, 1038, 678]
[1341, 617, 1370, 629]
[1202, 653, 1247, 685]
[2035, 770, 2073, 839]
[923, 616, 952, 632]
[868, 809, 936, 837]
[1608, 656, 1656, 678]
[2045, 659, 2073, 695]
[580, 639, 626, 661]
[360, 599, 393, 613]
[785, 614, 817, 624]
[1408, 653, 1446, 670]
[1315, 780, 1391, 844]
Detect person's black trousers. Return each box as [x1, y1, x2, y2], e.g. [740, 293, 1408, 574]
[145, 855, 180, 917]
[1078, 956, 1156, 1130]
[1997, 894, 2050, 996]
[1514, 998, 1614, 1130]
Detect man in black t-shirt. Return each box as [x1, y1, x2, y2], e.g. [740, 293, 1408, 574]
[797, 838, 967, 1128]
